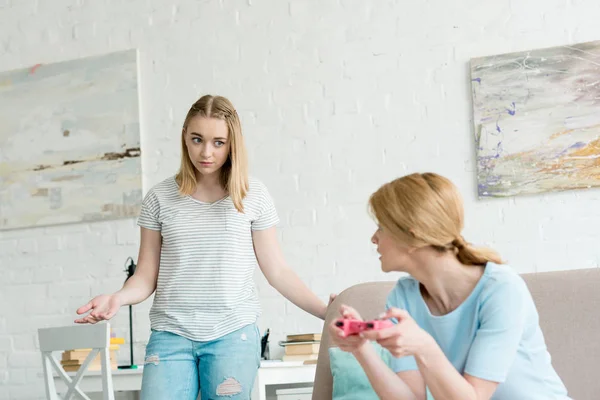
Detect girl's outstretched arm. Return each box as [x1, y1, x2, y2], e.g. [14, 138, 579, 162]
[252, 227, 328, 319]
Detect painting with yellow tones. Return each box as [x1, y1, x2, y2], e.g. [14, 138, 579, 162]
[0, 50, 142, 230]
[470, 40, 600, 198]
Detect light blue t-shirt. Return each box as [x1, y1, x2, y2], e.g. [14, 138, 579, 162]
[387, 263, 571, 400]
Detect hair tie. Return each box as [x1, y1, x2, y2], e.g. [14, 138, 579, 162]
[452, 236, 466, 250]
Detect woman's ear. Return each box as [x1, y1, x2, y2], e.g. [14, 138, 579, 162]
[406, 245, 419, 254]
[406, 229, 420, 254]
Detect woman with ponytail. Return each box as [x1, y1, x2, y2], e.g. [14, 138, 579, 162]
[329, 173, 570, 400]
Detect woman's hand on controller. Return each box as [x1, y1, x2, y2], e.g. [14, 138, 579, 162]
[328, 304, 368, 354]
[361, 307, 435, 358]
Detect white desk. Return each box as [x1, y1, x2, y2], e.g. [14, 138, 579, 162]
[52, 361, 316, 400]
[252, 361, 316, 400]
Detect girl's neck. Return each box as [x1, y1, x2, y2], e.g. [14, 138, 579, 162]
[195, 170, 222, 190]
[191, 171, 227, 203]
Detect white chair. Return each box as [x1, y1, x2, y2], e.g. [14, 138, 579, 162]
[38, 323, 115, 400]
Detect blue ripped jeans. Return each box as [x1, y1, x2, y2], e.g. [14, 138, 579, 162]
[140, 324, 261, 400]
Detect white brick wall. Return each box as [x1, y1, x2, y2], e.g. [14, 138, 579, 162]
[2, 0, 600, 398]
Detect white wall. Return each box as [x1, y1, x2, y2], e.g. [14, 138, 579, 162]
[2, 0, 600, 398]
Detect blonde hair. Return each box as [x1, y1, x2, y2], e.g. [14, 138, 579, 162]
[176, 94, 249, 212]
[369, 172, 503, 266]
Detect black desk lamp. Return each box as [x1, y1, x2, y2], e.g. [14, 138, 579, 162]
[118, 257, 136, 369]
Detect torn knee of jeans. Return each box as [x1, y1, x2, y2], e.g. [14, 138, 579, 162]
[144, 354, 160, 366]
[216, 377, 242, 397]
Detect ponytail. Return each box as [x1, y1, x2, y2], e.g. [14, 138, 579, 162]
[451, 236, 504, 266]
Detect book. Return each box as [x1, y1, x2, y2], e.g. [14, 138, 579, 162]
[285, 333, 321, 342]
[62, 349, 118, 362]
[60, 347, 119, 372]
[63, 362, 118, 372]
[284, 343, 320, 356]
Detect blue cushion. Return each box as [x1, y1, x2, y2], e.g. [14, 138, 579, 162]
[329, 344, 434, 400]
[329, 343, 392, 400]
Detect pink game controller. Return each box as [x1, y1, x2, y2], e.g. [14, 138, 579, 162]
[334, 318, 394, 336]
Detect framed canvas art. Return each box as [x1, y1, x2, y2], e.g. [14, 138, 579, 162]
[0, 49, 142, 230]
[470, 40, 600, 198]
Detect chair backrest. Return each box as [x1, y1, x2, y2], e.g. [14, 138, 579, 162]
[38, 323, 115, 400]
[312, 268, 600, 400]
[312, 281, 396, 400]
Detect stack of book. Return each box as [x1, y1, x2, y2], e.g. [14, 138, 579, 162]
[60, 337, 124, 372]
[280, 333, 321, 364]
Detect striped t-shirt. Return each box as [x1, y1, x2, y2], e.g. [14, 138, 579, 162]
[137, 175, 279, 341]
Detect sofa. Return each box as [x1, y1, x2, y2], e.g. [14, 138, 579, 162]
[312, 268, 600, 400]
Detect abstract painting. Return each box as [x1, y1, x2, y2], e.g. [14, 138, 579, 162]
[0, 50, 142, 230]
[470, 40, 600, 198]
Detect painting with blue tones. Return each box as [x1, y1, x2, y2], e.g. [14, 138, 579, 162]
[470, 40, 600, 198]
[0, 49, 142, 230]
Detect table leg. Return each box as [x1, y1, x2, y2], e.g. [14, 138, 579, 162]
[251, 373, 266, 400]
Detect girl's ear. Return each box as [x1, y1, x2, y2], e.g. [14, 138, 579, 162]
[182, 130, 188, 148]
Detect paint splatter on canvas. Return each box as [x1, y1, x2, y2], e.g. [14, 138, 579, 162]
[0, 50, 142, 230]
[470, 40, 600, 198]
